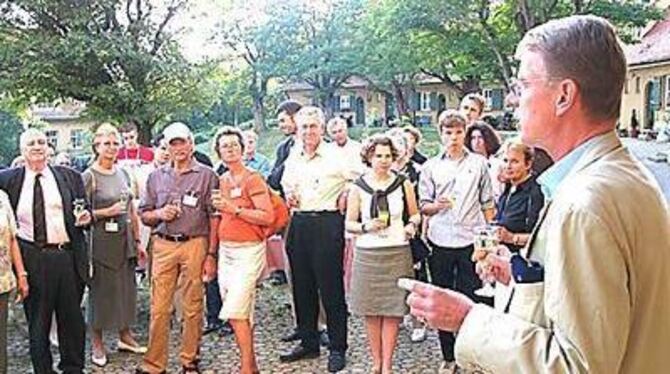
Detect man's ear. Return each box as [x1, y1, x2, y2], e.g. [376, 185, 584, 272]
[555, 79, 578, 117]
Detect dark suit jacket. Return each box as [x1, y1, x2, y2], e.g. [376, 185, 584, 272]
[0, 165, 90, 283]
[267, 136, 295, 193]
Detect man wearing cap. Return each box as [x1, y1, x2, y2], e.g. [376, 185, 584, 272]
[136, 122, 219, 374]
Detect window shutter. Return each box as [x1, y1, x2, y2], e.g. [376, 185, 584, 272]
[333, 95, 341, 111]
[492, 89, 503, 110]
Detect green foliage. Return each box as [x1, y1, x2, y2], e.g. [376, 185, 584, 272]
[0, 110, 23, 166]
[0, 0, 218, 143]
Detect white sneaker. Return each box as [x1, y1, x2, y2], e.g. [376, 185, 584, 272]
[410, 327, 427, 343]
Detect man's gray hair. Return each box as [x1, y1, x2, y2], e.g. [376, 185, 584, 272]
[19, 128, 47, 150]
[295, 106, 326, 127]
[517, 15, 626, 121]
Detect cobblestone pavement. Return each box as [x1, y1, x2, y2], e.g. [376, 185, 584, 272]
[7, 280, 452, 373]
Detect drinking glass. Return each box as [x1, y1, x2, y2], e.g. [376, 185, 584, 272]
[473, 225, 499, 297]
[73, 198, 86, 218]
[119, 190, 130, 214]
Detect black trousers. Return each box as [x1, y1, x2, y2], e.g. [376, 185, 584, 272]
[205, 278, 222, 326]
[427, 243, 488, 362]
[286, 212, 347, 352]
[19, 241, 85, 374]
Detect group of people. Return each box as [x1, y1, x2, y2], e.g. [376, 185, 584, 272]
[0, 14, 668, 374]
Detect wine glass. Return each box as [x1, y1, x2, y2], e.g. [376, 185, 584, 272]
[119, 190, 130, 214]
[473, 225, 499, 297]
[73, 198, 86, 219]
[376, 208, 390, 237]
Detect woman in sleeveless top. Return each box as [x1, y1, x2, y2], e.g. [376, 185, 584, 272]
[212, 126, 274, 374]
[346, 134, 421, 374]
[83, 124, 146, 367]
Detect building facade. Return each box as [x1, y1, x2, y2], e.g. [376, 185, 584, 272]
[620, 2, 670, 131]
[30, 102, 94, 154]
[283, 75, 506, 126]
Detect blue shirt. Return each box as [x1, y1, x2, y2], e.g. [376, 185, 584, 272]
[537, 134, 604, 200]
[244, 152, 272, 178]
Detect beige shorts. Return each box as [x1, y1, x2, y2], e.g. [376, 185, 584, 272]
[218, 241, 266, 323]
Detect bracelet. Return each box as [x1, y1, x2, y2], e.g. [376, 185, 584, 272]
[206, 252, 218, 260]
[234, 206, 243, 216]
[18, 271, 28, 278]
[361, 223, 368, 234]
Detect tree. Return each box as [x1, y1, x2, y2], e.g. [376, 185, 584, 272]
[382, 0, 661, 92]
[355, 0, 422, 117]
[0, 109, 23, 167]
[0, 0, 218, 144]
[215, 0, 301, 132]
[278, 0, 364, 119]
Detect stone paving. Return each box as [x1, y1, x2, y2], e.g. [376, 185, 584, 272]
[7, 280, 450, 373]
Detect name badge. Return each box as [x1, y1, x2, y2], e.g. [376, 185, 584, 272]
[230, 187, 242, 198]
[182, 194, 198, 208]
[105, 220, 119, 233]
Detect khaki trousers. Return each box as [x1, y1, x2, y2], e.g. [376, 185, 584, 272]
[141, 236, 207, 373]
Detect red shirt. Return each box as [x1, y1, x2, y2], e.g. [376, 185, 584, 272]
[117, 146, 154, 163]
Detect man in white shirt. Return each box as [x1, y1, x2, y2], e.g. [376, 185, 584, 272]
[0, 128, 91, 374]
[327, 117, 364, 175]
[418, 110, 495, 367]
[279, 107, 357, 373]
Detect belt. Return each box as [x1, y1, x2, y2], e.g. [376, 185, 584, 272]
[18, 238, 70, 251]
[293, 210, 339, 217]
[156, 233, 192, 242]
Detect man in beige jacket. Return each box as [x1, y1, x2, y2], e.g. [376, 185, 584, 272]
[407, 15, 670, 373]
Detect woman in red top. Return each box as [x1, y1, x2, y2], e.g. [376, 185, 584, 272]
[212, 126, 274, 374]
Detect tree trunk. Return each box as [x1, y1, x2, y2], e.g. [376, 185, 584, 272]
[251, 74, 267, 132]
[252, 96, 264, 133]
[392, 81, 408, 117]
[319, 90, 335, 120]
[137, 121, 153, 146]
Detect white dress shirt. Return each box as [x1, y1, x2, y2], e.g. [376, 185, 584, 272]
[16, 167, 70, 244]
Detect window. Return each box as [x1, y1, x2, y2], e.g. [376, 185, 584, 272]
[624, 79, 629, 94]
[45, 130, 58, 150]
[420, 92, 431, 112]
[339, 95, 351, 110]
[70, 129, 85, 150]
[483, 89, 494, 111]
[636, 77, 641, 94]
[666, 76, 670, 109]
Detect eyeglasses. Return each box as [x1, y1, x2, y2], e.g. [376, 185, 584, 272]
[26, 139, 47, 146]
[218, 142, 241, 150]
[509, 77, 564, 97]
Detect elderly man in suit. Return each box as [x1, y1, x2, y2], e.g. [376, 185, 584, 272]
[407, 15, 670, 373]
[0, 128, 91, 374]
